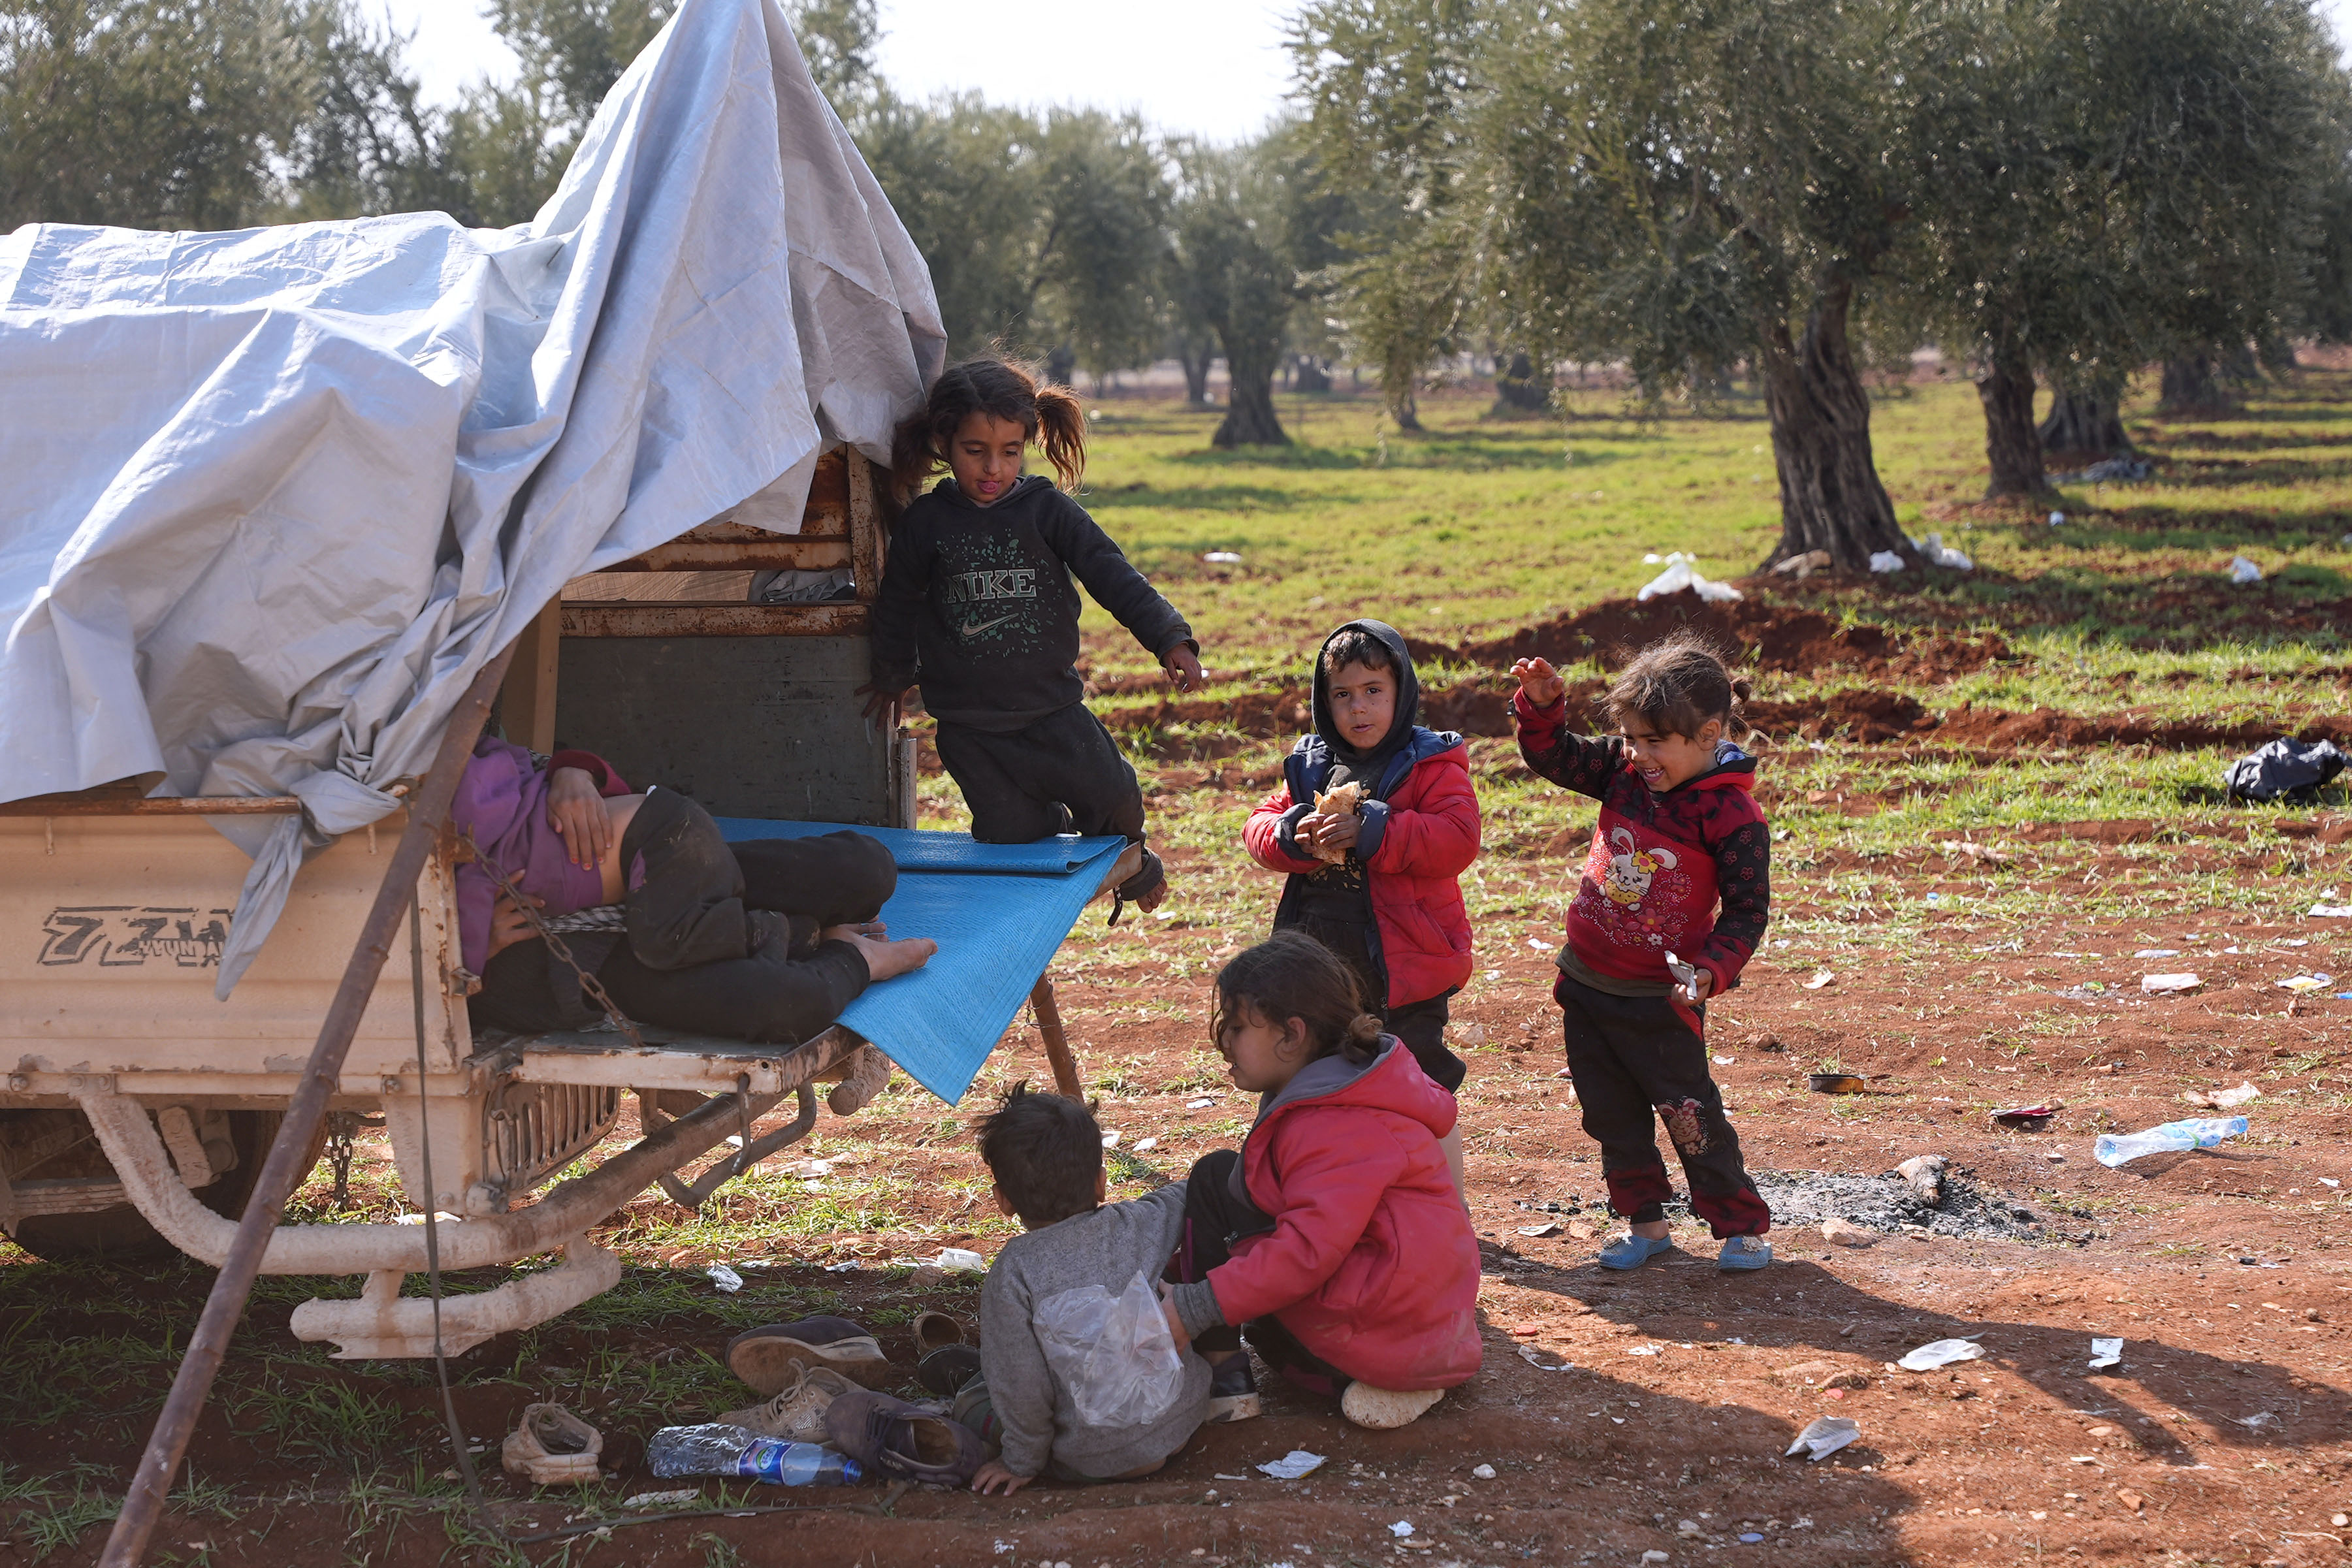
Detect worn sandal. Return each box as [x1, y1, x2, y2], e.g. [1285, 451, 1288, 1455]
[716, 1364, 858, 1443]
[1597, 1232, 1677, 1272]
[500, 1403, 603, 1486]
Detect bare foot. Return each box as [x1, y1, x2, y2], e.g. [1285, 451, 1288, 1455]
[847, 933, 936, 982]
[820, 921, 889, 944]
[1132, 877, 1169, 915]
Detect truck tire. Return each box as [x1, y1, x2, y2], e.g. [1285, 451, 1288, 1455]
[0, 1108, 301, 1262]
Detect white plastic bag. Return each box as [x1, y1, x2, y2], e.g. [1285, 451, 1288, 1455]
[1636, 551, 1743, 603]
[1867, 550, 1907, 573]
[1033, 1273, 1187, 1430]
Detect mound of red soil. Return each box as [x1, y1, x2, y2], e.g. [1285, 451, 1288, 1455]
[1931, 702, 2352, 751]
[1434, 589, 2011, 680]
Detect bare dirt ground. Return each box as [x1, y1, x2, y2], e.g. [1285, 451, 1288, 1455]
[5, 592, 2350, 1567]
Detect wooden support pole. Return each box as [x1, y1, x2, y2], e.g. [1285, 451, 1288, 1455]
[1029, 976, 1085, 1100]
[498, 598, 563, 752]
[99, 643, 515, 1568]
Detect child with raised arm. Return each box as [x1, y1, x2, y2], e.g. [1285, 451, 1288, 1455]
[1241, 621, 1479, 1184]
[866, 360, 1203, 916]
[1160, 935, 1481, 1431]
[1511, 633, 1774, 1271]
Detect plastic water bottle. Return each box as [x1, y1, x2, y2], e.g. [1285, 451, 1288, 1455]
[646, 1424, 862, 1485]
[2093, 1116, 2248, 1168]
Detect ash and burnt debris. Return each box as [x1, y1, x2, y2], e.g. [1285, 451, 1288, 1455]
[1519, 1166, 2104, 1245]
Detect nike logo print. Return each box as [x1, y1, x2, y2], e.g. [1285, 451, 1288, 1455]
[958, 613, 1022, 637]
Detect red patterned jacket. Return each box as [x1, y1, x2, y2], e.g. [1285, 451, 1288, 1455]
[1512, 690, 1771, 995]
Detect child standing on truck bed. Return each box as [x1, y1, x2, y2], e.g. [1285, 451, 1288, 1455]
[865, 359, 1204, 916]
[1510, 633, 1774, 1272]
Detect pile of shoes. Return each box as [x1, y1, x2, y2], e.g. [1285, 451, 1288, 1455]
[718, 1312, 986, 1485]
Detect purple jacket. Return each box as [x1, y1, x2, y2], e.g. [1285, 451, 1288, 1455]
[448, 738, 627, 975]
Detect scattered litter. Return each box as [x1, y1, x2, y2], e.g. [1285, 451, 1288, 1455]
[1784, 1416, 1860, 1461]
[1202, 551, 1243, 564]
[1802, 970, 1835, 990]
[1664, 949, 1703, 1004]
[2280, 938, 2311, 947]
[1637, 551, 1743, 603]
[2232, 1411, 2280, 1431]
[1713, 1054, 1735, 1066]
[705, 1264, 743, 1294]
[2229, 554, 2263, 584]
[2134, 949, 2181, 959]
[2052, 456, 2151, 482]
[1471, 1464, 1497, 1480]
[1627, 1344, 1662, 1356]
[1516, 1345, 1574, 1371]
[1527, 936, 1555, 951]
[623, 1489, 700, 1509]
[2141, 973, 2201, 995]
[1991, 1105, 2055, 1130]
[1820, 1217, 1877, 1248]
[1898, 1339, 1986, 1372]
[2093, 1115, 2248, 1167]
[2278, 974, 2334, 994]
[1518, 1222, 1562, 1238]
[1739, 1533, 1765, 1544]
[1941, 839, 2012, 865]
[1133, 1136, 1159, 1153]
[1917, 532, 1973, 569]
[2089, 1337, 2123, 1370]
[1809, 1073, 1866, 1095]
[2048, 511, 2065, 526]
[1896, 1155, 1946, 1204]
[1186, 1096, 1216, 1110]
[937, 1247, 988, 1273]
[1641, 1553, 1669, 1565]
[2198, 1081, 2261, 1109]
[1257, 1450, 1327, 1480]
[823, 1260, 861, 1273]
[1771, 549, 1833, 579]
[2313, 902, 2352, 918]
[1389, 1520, 1416, 1538]
[1101, 1130, 1121, 1149]
[1867, 551, 1906, 573]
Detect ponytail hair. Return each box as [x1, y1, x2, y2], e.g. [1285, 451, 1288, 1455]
[1604, 630, 1753, 741]
[1211, 933, 1385, 1069]
[890, 357, 1089, 499]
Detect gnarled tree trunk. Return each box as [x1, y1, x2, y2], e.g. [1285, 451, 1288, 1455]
[1974, 348, 2045, 498]
[2159, 354, 2226, 413]
[1492, 350, 1551, 413]
[1212, 362, 1287, 446]
[1756, 280, 1913, 573]
[1388, 387, 1423, 431]
[1176, 344, 1214, 406]
[2037, 383, 2132, 457]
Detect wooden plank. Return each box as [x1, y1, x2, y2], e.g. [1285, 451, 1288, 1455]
[0, 795, 304, 816]
[559, 603, 871, 638]
[848, 452, 885, 603]
[499, 598, 564, 752]
[596, 536, 852, 573]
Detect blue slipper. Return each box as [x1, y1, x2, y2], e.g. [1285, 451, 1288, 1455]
[1598, 1232, 1676, 1271]
[1717, 1234, 1772, 1272]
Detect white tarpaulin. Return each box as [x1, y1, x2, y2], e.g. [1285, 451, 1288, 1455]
[0, 0, 944, 993]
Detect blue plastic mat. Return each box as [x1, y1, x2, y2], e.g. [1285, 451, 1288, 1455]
[715, 818, 1118, 874]
[715, 819, 1127, 1103]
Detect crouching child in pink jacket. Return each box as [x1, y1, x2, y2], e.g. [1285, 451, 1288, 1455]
[1159, 934, 1481, 1431]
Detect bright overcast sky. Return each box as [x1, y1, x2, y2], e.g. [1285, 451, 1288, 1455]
[366, 0, 1298, 141]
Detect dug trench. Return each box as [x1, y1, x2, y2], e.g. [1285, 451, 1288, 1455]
[1064, 587, 2352, 758]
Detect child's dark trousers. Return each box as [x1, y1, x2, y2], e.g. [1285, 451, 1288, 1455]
[1164, 1149, 1354, 1396]
[933, 705, 1145, 846]
[1555, 972, 1771, 1238]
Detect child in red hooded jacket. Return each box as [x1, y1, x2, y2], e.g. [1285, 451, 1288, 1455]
[1159, 935, 1482, 1432]
[1512, 633, 1775, 1273]
[1242, 621, 1479, 1187]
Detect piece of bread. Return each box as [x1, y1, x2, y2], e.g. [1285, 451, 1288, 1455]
[1308, 780, 1363, 863]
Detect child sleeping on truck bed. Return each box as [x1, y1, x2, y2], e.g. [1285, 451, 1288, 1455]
[448, 737, 933, 1093]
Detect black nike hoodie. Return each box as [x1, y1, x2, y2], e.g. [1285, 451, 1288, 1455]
[871, 474, 1195, 731]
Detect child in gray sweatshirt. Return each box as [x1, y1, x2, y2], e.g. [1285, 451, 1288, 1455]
[959, 1087, 1241, 1493]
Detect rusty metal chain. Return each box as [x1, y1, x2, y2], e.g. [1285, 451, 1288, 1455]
[463, 829, 645, 1050]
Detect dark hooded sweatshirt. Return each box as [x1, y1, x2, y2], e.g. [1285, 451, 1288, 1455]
[870, 474, 1195, 731]
[1244, 621, 1479, 1010]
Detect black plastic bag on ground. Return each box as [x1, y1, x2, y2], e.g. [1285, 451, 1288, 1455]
[2223, 737, 2347, 804]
